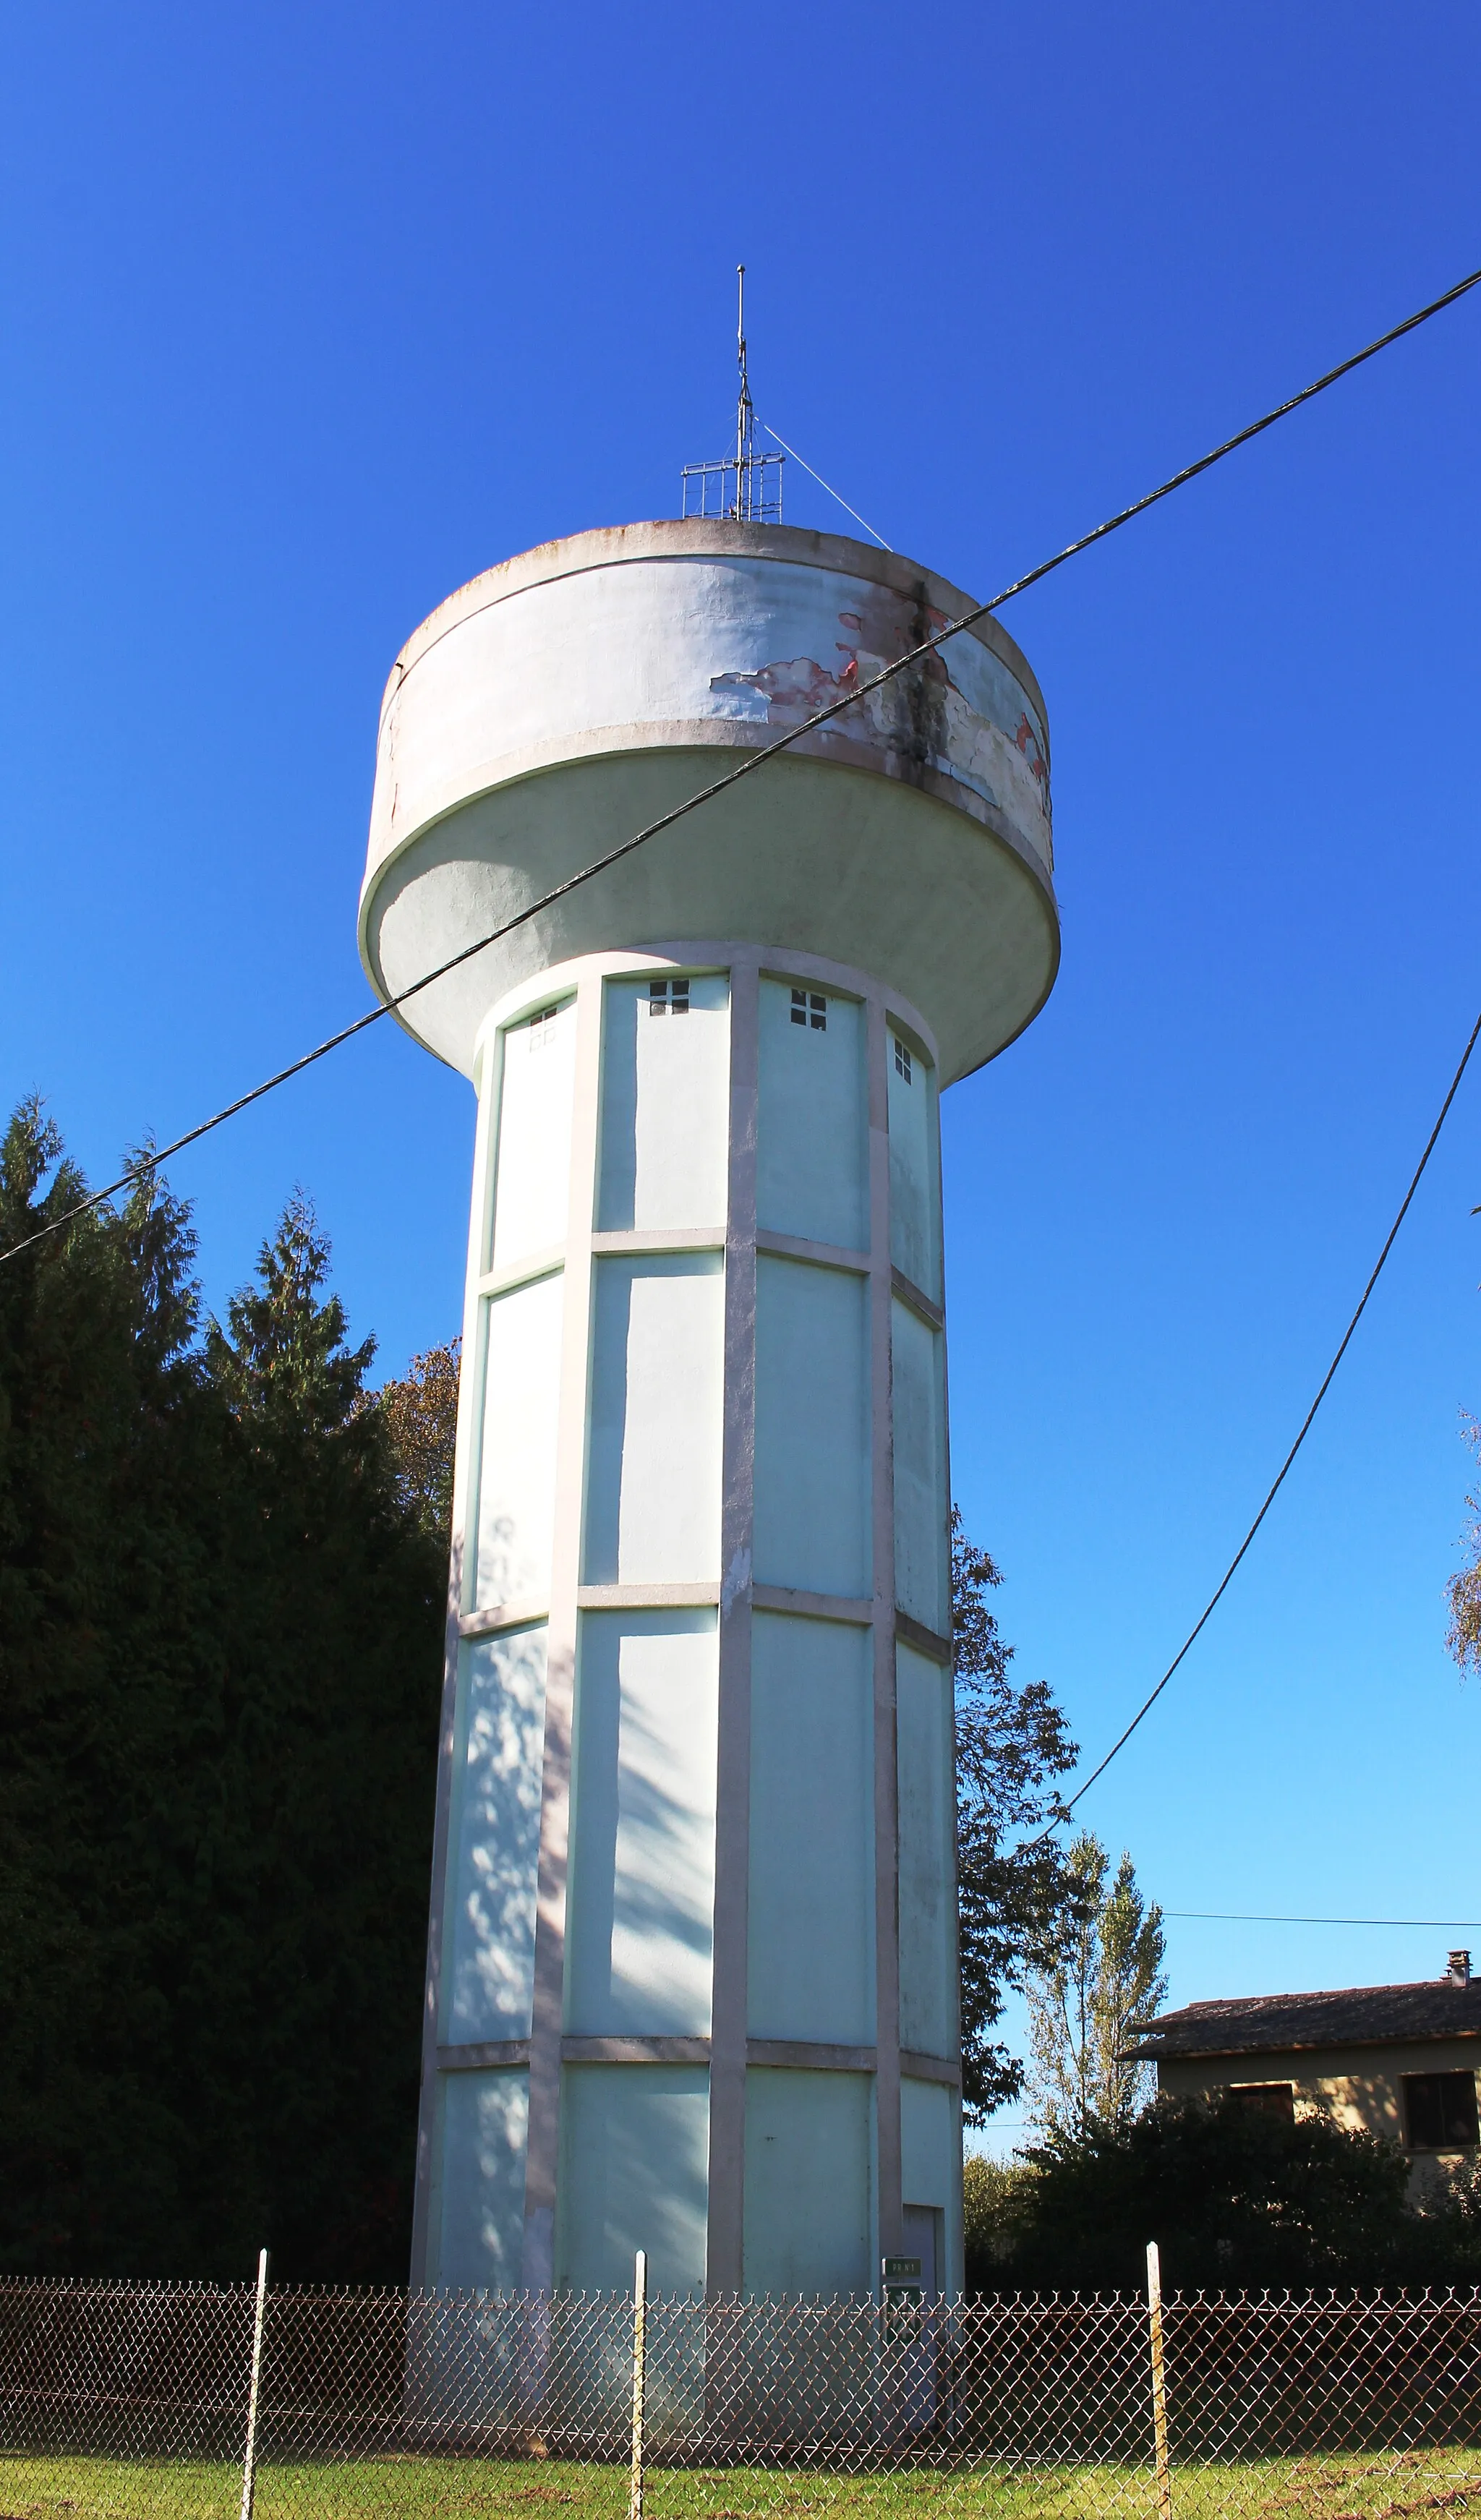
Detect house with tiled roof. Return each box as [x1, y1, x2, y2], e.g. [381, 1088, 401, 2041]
[1132, 1951, 1481, 2187]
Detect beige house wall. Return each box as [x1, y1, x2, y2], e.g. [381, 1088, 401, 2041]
[1156, 2038, 1481, 2191]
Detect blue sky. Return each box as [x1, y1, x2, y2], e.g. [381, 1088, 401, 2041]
[4, 1, 1480, 2141]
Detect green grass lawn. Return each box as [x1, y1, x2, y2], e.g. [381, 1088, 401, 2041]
[4, 2451, 1480, 2520]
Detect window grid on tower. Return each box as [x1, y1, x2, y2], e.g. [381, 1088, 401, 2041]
[649, 978, 691, 1016]
[526, 1005, 559, 1049]
[790, 988, 827, 1031]
[894, 1035, 913, 1083]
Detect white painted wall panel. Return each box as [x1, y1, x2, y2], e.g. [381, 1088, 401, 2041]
[753, 1258, 870, 1598]
[444, 1628, 549, 2041]
[489, 996, 577, 1268]
[566, 1612, 718, 2036]
[887, 1034, 941, 1301]
[748, 1613, 874, 2046]
[743, 2070, 874, 2299]
[891, 1301, 948, 1636]
[557, 2065, 709, 2296]
[901, 2077, 959, 2295]
[895, 1643, 957, 2063]
[471, 1272, 563, 1610]
[756, 979, 867, 1251]
[435, 2068, 529, 2289]
[903, 2077, 955, 2209]
[584, 1255, 724, 1584]
[597, 974, 730, 1231]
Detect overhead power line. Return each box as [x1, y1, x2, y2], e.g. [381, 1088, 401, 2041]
[4, 256, 1481, 1278]
[1063, 998, 1481, 1814]
[1168, 1912, 1481, 1930]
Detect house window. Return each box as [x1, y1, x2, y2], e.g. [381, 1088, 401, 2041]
[649, 978, 690, 1017]
[893, 1035, 913, 1083]
[1226, 2083, 1295, 2123]
[526, 1005, 559, 1048]
[790, 988, 827, 1031]
[1404, 2072, 1480, 2150]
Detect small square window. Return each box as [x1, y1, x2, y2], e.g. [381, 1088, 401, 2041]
[649, 978, 690, 1017]
[1404, 2071, 1480, 2150]
[791, 988, 827, 1031]
[526, 1005, 558, 1050]
[893, 1036, 913, 1083]
[1225, 2083, 1294, 2124]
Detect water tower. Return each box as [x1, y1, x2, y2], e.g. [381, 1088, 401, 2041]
[360, 391, 1057, 2301]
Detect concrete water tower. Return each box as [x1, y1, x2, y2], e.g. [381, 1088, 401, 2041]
[360, 398, 1057, 2302]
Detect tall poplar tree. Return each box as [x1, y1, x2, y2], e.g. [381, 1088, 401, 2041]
[1024, 1832, 1167, 2135]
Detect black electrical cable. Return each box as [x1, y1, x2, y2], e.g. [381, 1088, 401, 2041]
[4, 255, 1480, 1277]
[1060, 1000, 1481, 1815]
[1167, 1912, 1481, 1929]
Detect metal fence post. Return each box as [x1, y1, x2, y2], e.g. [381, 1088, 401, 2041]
[1146, 2240, 1172, 2520]
[239, 2249, 269, 2520]
[629, 2250, 647, 2520]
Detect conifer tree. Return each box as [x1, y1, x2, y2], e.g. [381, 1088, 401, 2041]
[0, 1119, 444, 2278]
[195, 1189, 445, 2276]
[0, 1101, 227, 2270]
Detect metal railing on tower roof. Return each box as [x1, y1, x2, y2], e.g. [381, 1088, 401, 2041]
[680, 262, 785, 524]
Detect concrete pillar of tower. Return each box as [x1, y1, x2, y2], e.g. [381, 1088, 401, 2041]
[359, 521, 1058, 2300]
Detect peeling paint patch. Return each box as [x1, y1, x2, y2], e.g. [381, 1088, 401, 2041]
[1012, 712, 1050, 811]
[708, 600, 1053, 871]
[712, 654, 859, 723]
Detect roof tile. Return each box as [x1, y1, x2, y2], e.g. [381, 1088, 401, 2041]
[1133, 1980, 1481, 2061]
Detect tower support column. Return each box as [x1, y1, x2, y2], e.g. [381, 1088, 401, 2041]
[409, 942, 963, 2299]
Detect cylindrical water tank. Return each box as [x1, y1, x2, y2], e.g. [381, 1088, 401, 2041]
[360, 520, 1058, 2301]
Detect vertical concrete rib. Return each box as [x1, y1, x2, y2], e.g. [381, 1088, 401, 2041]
[521, 970, 603, 2292]
[409, 1029, 499, 2286]
[866, 991, 902, 2272]
[936, 1222, 965, 2297]
[707, 955, 759, 2297]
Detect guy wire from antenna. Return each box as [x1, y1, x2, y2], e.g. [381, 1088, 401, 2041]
[756, 417, 892, 550]
[4, 255, 1480, 1273]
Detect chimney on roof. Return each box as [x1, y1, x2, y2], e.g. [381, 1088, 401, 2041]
[1448, 1950, 1471, 1988]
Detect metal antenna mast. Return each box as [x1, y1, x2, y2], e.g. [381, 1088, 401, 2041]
[735, 264, 754, 484]
[680, 265, 783, 524]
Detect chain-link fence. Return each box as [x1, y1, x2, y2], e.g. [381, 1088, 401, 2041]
[5, 2266, 1481, 2520]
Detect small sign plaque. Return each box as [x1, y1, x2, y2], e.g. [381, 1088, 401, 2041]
[882, 2258, 922, 2284]
[882, 2255, 923, 2306]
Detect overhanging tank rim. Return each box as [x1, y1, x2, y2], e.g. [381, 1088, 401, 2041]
[357, 743, 1062, 1088]
[377, 518, 1049, 744]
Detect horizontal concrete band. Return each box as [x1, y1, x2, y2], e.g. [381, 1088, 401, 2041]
[435, 2037, 961, 2088]
[478, 1234, 938, 1313]
[890, 1265, 944, 1331]
[457, 1589, 952, 1664]
[894, 1610, 953, 1665]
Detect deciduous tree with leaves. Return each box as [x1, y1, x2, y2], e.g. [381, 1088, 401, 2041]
[376, 1339, 461, 1539]
[952, 1509, 1078, 2121]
